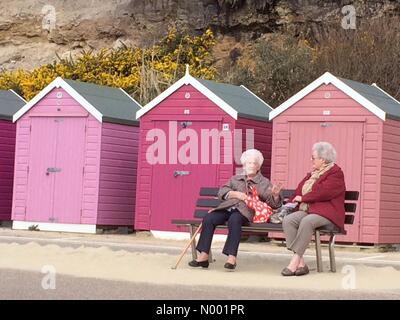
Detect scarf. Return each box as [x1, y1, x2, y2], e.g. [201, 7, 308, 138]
[299, 162, 334, 212]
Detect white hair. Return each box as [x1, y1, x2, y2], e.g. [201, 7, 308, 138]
[240, 149, 264, 168]
[312, 142, 337, 163]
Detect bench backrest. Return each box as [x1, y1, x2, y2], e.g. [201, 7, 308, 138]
[195, 187, 359, 224]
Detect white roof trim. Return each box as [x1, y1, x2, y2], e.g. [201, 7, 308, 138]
[240, 85, 273, 110]
[8, 89, 27, 103]
[136, 73, 238, 120]
[371, 83, 400, 106]
[119, 88, 143, 108]
[269, 72, 387, 121]
[13, 77, 103, 123]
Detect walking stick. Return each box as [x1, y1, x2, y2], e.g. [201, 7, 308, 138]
[171, 223, 202, 270]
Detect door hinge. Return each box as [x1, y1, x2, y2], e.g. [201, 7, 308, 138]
[82, 166, 85, 175]
[361, 133, 364, 141]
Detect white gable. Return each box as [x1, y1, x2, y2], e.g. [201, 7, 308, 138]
[269, 72, 386, 121]
[136, 72, 238, 120]
[13, 77, 103, 123]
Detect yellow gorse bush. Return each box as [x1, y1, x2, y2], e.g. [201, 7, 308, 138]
[0, 28, 217, 103]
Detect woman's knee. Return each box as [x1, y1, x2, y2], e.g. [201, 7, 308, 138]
[298, 215, 316, 232]
[202, 213, 215, 226]
[227, 213, 243, 226]
[282, 213, 296, 229]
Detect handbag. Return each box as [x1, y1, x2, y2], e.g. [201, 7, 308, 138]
[245, 185, 273, 223]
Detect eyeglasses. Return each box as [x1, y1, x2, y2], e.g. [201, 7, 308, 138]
[311, 156, 320, 161]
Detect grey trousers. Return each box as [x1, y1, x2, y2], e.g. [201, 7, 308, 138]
[282, 211, 335, 256]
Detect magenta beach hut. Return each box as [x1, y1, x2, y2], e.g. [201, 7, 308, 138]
[11, 77, 142, 233]
[0, 89, 26, 223]
[135, 68, 274, 236]
[269, 72, 400, 244]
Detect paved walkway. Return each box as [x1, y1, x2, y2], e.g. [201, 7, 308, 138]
[1, 227, 400, 299]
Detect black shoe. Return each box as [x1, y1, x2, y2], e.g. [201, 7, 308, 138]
[224, 262, 237, 270]
[295, 265, 309, 276]
[188, 260, 209, 268]
[281, 267, 296, 276]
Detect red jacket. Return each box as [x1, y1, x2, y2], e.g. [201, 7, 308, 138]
[290, 164, 346, 230]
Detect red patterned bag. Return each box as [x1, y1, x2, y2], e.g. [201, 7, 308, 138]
[245, 185, 273, 223]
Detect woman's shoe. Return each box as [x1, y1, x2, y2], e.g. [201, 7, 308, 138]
[188, 260, 209, 268]
[281, 267, 296, 276]
[224, 262, 237, 270]
[295, 265, 309, 276]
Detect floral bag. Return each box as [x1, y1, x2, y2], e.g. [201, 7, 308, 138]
[245, 185, 273, 223]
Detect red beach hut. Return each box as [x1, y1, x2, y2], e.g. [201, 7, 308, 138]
[269, 72, 400, 244]
[135, 68, 274, 236]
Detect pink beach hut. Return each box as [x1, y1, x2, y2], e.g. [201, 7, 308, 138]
[269, 72, 400, 244]
[0, 90, 26, 222]
[11, 77, 142, 233]
[135, 69, 274, 235]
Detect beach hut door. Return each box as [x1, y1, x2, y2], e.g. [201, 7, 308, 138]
[149, 120, 220, 231]
[26, 117, 86, 224]
[288, 121, 364, 242]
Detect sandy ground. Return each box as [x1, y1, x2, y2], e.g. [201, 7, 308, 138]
[1, 228, 400, 296]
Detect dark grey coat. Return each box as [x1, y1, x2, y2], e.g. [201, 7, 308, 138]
[211, 171, 283, 222]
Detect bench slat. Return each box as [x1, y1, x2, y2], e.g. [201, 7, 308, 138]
[200, 188, 359, 201]
[345, 191, 359, 200]
[197, 199, 356, 212]
[194, 209, 209, 219]
[345, 214, 354, 224]
[282, 189, 295, 198]
[196, 198, 221, 208]
[200, 187, 219, 197]
[344, 203, 357, 213]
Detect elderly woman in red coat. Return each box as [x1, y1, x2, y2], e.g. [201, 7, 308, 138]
[281, 142, 346, 276]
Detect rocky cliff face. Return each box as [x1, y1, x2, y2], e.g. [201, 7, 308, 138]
[0, 0, 399, 71]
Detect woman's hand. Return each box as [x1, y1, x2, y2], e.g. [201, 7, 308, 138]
[271, 182, 283, 199]
[293, 195, 302, 203]
[228, 191, 247, 201]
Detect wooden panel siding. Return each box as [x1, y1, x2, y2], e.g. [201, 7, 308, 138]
[236, 117, 272, 179]
[379, 118, 400, 243]
[0, 120, 16, 220]
[97, 122, 139, 226]
[81, 115, 101, 224]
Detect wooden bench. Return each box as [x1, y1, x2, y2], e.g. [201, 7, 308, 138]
[172, 187, 359, 272]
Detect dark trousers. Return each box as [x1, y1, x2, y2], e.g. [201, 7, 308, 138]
[196, 209, 249, 257]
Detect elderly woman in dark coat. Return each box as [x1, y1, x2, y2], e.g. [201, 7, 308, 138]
[188, 149, 283, 270]
[281, 142, 346, 276]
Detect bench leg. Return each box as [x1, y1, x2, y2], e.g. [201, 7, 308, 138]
[329, 234, 336, 273]
[315, 230, 323, 272]
[208, 249, 213, 263]
[189, 225, 198, 261]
